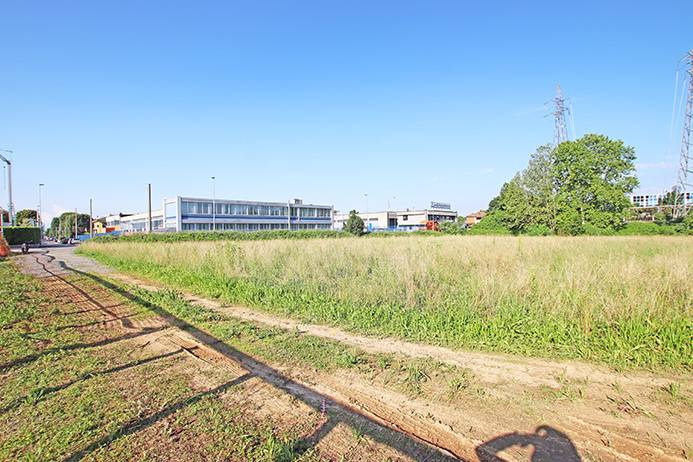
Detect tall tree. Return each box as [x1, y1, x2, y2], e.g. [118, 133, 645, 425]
[492, 176, 533, 234]
[50, 212, 91, 238]
[553, 134, 638, 233]
[49, 217, 60, 237]
[343, 210, 365, 236]
[16, 209, 38, 226]
[486, 145, 555, 234]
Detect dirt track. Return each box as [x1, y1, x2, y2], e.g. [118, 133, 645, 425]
[16, 247, 693, 461]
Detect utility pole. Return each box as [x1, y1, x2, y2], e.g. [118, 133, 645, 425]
[74, 208, 78, 238]
[0, 149, 14, 225]
[147, 184, 153, 233]
[38, 183, 44, 234]
[674, 50, 693, 218]
[211, 176, 216, 231]
[89, 198, 93, 237]
[552, 84, 570, 146]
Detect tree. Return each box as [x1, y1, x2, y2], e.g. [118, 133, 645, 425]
[492, 176, 533, 234]
[658, 187, 679, 206]
[484, 134, 639, 235]
[49, 212, 91, 238]
[343, 210, 365, 236]
[553, 134, 638, 233]
[16, 209, 38, 226]
[49, 217, 60, 237]
[520, 144, 556, 229]
[485, 145, 555, 234]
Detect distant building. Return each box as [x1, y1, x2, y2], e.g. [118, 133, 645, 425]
[111, 197, 333, 234]
[629, 191, 693, 208]
[104, 213, 132, 233]
[92, 217, 107, 234]
[334, 206, 457, 232]
[465, 210, 487, 227]
[119, 210, 165, 233]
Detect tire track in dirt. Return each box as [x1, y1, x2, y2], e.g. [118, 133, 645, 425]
[18, 250, 466, 461]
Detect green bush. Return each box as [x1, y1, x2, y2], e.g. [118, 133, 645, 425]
[467, 213, 511, 235]
[439, 220, 465, 235]
[3, 227, 41, 245]
[524, 224, 552, 236]
[616, 222, 676, 236]
[582, 223, 616, 236]
[343, 210, 365, 236]
[92, 229, 348, 243]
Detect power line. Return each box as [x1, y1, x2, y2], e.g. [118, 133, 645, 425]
[674, 50, 693, 218]
[552, 84, 570, 145]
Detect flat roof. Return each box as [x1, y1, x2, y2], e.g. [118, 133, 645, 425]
[176, 196, 333, 209]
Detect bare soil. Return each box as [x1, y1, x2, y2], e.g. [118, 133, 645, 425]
[15, 247, 693, 461]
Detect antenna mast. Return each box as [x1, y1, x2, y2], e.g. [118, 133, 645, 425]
[553, 84, 570, 146]
[674, 50, 693, 218]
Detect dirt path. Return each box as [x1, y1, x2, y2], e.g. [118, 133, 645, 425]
[16, 249, 460, 461]
[16, 247, 693, 461]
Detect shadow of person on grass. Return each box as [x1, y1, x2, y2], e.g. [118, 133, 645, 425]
[476, 425, 581, 462]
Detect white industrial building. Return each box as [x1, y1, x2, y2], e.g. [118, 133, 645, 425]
[334, 203, 457, 232]
[108, 197, 333, 233]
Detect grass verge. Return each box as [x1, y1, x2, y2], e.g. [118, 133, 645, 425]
[0, 259, 319, 461]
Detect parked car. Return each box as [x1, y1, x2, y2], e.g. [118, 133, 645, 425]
[60, 237, 69, 244]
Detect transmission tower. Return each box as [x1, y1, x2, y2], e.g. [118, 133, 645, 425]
[674, 50, 693, 218]
[552, 84, 569, 145]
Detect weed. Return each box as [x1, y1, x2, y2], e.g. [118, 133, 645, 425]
[447, 369, 475, 400]
[663, 382, 681, 399]
[402, 362, 430, 395]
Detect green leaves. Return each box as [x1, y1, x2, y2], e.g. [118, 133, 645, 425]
[343, 210, 365, 236]
[486, 134, 639, 235]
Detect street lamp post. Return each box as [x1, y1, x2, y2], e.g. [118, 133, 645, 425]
[211, 176, 216, 231]
[0, 149, 14, 225]
[38, 183, 44, 234]
[364, 193, 369, 231]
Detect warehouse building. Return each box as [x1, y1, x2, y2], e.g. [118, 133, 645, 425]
[105, 197, 332, 234]
[157, 196, 333, 232]
[334, 203, 457, 232]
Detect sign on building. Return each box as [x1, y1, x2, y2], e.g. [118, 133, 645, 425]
[430, 201, 451, 210]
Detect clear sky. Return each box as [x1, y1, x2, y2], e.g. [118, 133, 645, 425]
[1, 1, 691, 223]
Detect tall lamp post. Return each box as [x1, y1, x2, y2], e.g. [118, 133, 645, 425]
[38, 183, 44, 235]
[211, 176, 216, 231]
[364, 193, 369, 232]
[0, 149, 14, 225]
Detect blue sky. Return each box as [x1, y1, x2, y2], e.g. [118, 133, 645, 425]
[1, 1, 691, 222]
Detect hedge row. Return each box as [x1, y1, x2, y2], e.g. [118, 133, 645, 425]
[91, 229, 351, 243]
[2, 227, 41, 245]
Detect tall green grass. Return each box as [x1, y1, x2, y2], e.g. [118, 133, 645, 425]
[79, 236, 693, 370]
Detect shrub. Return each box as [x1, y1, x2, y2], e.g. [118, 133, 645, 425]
[524, 224, 552, 236]
[467, 213, 511, 235]
[439, 220, 465, 235]
[91, 229, 348, 244]
[616, 222, 676, 236]
[582, 223, 616, 236]
[343, 210, 365, 236]
[3, 227, 41, 245]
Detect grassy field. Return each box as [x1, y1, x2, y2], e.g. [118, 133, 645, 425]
[0, 260, 321, 461]
[79, 235, 693, 370]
